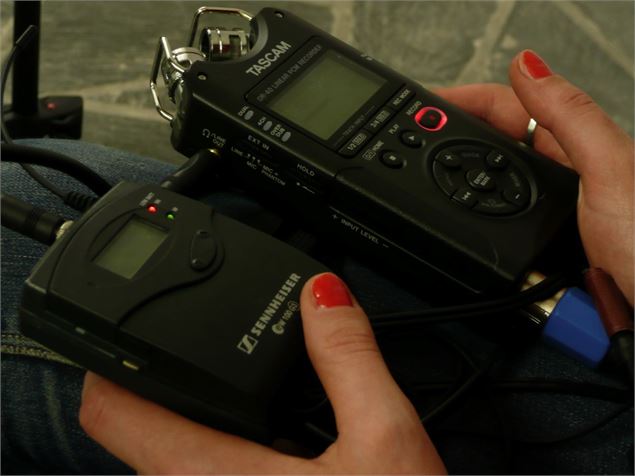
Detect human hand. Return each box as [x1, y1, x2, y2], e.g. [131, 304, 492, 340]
[80, 273, 446, 474]
[436, 50, 634, 305]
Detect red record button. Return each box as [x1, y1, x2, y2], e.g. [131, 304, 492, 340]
[414, 106, 447, 131]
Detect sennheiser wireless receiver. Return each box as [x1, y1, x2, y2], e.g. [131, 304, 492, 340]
[20, 182, 328, 442]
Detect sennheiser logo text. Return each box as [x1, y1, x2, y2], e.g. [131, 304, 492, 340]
[237, 335, 259, 355]
[236, 273, 302, 356]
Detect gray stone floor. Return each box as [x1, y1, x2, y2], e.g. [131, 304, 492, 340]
[1, 1, 633, 165]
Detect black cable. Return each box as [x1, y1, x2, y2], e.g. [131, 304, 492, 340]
[2, 25, 106, 210]
[297, 316, 630, 453]
[1, 192, 67, 245]
[410, 378, 632, 404]
[421, 343, 502, 424]
[300, 377, 632, 450]
[435, 404, 632, 447]
[374, 272, 566, 323]
[369, 272, 568, 329]
[0, 25, 66, 199]
[1, 27, 37, 136]
[1, 143, 111, 197]
[21, 164, 66, 197]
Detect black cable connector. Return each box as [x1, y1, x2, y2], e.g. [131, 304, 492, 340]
[63, 190, 98, 212]
[1, 192, 66, 245]
[160, 148, 224, 198]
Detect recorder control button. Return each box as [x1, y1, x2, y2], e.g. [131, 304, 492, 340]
[474, 196, 517, 215]
[190, 230, 217, 271]
[339, 131, 371, 157]
[467, 169, 496, 191]
[453, 188, 478, 208]
[360, 138, 386, 161]
[432, 142, 533, 215]
[436, 151, 462, 168]
[486, 150, 509, 169]
[415, 107, 447, 131]
[389, 87, 414, 110]
[502, 168, 527, 190]
[400, 131, 424, 148]
[294, 180, 320, 197]
[365, 108, 394, 132]
[503, 188, 529, 207]
[433, 161, 459, 196]
[381, 151, 405, 169]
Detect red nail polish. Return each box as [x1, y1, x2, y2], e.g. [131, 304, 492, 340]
[520, 50, 553, 79]
[312, 273, 353, 308]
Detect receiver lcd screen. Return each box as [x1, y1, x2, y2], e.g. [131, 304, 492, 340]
[267, 50, 386, 140]
[94, 217, 167, 279]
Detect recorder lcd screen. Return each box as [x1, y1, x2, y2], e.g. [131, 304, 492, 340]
[267, 50, 386, 140]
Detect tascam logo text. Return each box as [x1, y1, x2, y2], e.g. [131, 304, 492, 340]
[245, 41, 292, 77]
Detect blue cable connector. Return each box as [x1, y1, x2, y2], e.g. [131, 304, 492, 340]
[542, 287, 610, 368]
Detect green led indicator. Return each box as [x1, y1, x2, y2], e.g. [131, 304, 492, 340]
[166, 212, 175, 220]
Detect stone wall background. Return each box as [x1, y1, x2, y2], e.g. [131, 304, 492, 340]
[1, 1, 633, 164]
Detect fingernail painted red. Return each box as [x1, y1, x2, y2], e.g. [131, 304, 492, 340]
[312, 273, 353, 309]
[520, 50, 553, 79]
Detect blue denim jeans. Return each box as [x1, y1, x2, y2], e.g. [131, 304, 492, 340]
[2, 139, 632, 474]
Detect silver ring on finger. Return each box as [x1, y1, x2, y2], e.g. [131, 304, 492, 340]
[525, 118, 538, 147]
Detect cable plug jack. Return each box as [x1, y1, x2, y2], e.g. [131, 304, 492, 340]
[524, 271, 610, 368]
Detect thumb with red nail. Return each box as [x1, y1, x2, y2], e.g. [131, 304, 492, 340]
[298, 272, 446, 473]
[80, 272, 446, 474]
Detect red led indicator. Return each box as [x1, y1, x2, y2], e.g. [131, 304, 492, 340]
[147, 205, 158, 214]
[46, 102, 57, 110]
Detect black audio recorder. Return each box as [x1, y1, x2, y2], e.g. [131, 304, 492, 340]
[151, 7, 579, 297]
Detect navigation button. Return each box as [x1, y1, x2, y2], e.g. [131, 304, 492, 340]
[474, 196, 517, 215]
[486, 150, 509, 169]
[433, 161, 460, 196]
[436, 151, 462, 168]
[400, 131, 424, 148]
[503, 188, 529, 207]
[453, 188, 478, 208]
[467, 169, 496, 191]
[381, 151, 405, 169]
